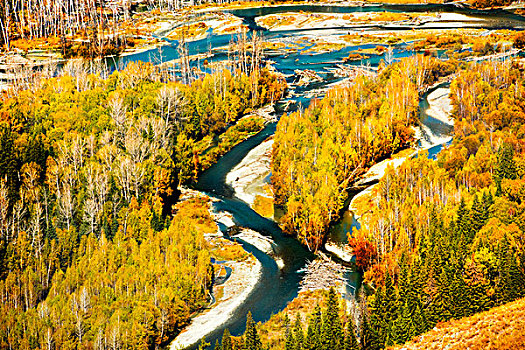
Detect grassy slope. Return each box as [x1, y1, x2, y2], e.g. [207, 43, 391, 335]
[390, 298, 525, 350]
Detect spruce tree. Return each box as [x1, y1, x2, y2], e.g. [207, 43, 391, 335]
[495, 144, 517, 196]
[214, 339, 221, 350]
[0, 127, 20, 207]
[322, 287, 343, 350]
[481, 190, 493, 224]
[244, 312, 262, 350]
[304, 323, 314, 350]
[222, 329, 232, 350]
[449, 270, 469, 319]
[344, 317, 359, 350]
[285, 327, 295, 350]
[456, 198, 473, 250]
[293, 314, 304, 350]
[428, 266, 453, 325]
[307, 304, 322, 350]
[382, 271, 399, 346]
[199, 338, 211, 350]
[365, 291, 386, 350]
[497, 144, 518, 180]
[360, 314, 380, 350]
[391, 300, 414, 345]
[470, 195, 485, 234]
[496, 238, 525, 304]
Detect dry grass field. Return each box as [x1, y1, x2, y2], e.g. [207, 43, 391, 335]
[390, 298, 525, 350]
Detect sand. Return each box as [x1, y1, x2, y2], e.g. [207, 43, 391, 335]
[226, 138, 274, 205]
[170, 258, 261, 350]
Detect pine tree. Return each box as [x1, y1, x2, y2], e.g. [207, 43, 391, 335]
[481, 191, 492, 223]
[285, 327, 295, 350]
[322, 287, 343, 350]
[306, 304, 322, 350]
[449, 270, 469, 319]
[365, 291, 385, 350]
[391, 300, 414, 345]
[293, 314, 304, 350]
[199, 337, 211, 350]
[470, 195, 485, 234]
[456, 198, 473, 250]
[497, 144, 518, 180]
[222, 329, 232, 350]
[0, 127, 20, 207]
[244, 312, 262, 350]
[495, 144, 517, 196]
[382, 271, 398, 346]
[214, 339, 222, 350]
[360, 313, 380, 350]
[344, 317, 359, 350]
[428, 266, 453, 325]
[496, 238, 525, 304]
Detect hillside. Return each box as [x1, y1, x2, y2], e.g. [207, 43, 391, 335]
[391, 298, 525, 350]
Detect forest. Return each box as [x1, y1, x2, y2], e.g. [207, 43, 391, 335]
[3, 0, 525, 348]
[348, 59, 525, 349]
[198, 58, 525, 350]
[272, 55, 455, 251]
[0, 59, 284, 348]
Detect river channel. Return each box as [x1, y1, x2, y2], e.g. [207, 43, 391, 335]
[113, 4, 525, 348]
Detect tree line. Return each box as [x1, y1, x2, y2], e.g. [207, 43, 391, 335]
[200, 288, 361, 350]
[272, 55, 455, 251]
[0, 59, 284, 349]
[348, 59, 525, 349]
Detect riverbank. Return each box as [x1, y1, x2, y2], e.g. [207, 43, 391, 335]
[171, 189, 263, 349]
[350, 85, 454, 220]
[256, 11, 484, 32]
[226, 137, 273, 206]
[170, 257, 262, 349]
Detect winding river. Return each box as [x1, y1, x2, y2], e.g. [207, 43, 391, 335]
[112, 4, 525, 348]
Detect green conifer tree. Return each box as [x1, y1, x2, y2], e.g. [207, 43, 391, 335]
[456, 198, 473, 250]
[344, 317, 359, 350]
[293, 314, 304, 350]
[222, 329, 232, 350]
[285, 327, 295, 350]
[495, 144, 518, 196]
[382, 271, 399, 346]
[322, 287, 343, 350]
[199, 337, 211, 350]
[360, 313, 381, 350]
[307, 304, 322, 350]
[244, 312, 262, 350]
[470, 195, 485, 234]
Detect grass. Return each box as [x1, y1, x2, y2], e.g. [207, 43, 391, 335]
[213, 241, 251, 261]
[303, 42, 346, 54]
[167, 21, 209, 40]
[390, 297, 525, 350]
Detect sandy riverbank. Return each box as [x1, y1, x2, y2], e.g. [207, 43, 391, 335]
[226, 137, 274, 206]
[415, 86, 454, 149]
[256, 11, 485, 32]
[170, 257, 261, 349]
[170, 188, 263, 349]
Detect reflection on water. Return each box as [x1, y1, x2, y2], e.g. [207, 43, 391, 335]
[329, 210, 361, 244]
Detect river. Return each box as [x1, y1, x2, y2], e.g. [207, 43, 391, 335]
[111, 4, 525, 349]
